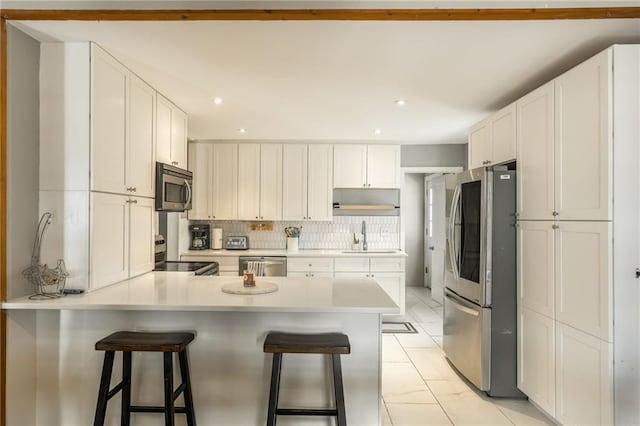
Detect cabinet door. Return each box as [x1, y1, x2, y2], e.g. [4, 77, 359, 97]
[555, 50, 612, 221]
[307, 144, 333, 221]
[333, 144, 367, 188]
[91, 46, 128, 194]
[171, 107, 187, 168]
[90, 193, 129, 290]
[129, 196, 154, 277]
[212, 144, 238, 220]
[128, 75, 156, 198]
[237, 143, 261, 220]
[260, 144, 283, 220]
[188, 142, 213, 220]
[371, 272, 405, 314]
[282, 144, 308, 221]
[517, 82, 555, 220]
[490, 103, 517, 165]
[367, 145, 401, 188]
[517, 221, 554, 318]
[555, 221, 612, 341]
[518, 307, 555, 417]
[556, 322, 613, 425]
[156, 94, 173, 165]
[287, 271, 309, 278]
[468, 120, 490, 169]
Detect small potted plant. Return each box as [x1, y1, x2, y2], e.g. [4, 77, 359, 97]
[352, 233, 361, 251]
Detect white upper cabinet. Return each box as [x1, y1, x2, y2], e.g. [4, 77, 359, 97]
[307, 144, 333, 221]
[334, 144, 367, 188]
[468, 119, 491, 169]
[334, 144, 400, 188]
[517, 82, 555, 220]
[283, 144, 309, 221]
[187, 142, 213, 220]
[127, 75, 156, 198]
[237, 144, 261, 220]
[91, 45, 128, 195]
[260, 144, 283, 221]
[212, 144, 239, 220]
[156, 93, 188, 169]
[367, 145, 401, 188]
[468, 103, 516, 169]
[554, 50, 612, 221]
[517, 221, 554, 318]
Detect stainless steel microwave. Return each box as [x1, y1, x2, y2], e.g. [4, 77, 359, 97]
[155, 162, 193, 212]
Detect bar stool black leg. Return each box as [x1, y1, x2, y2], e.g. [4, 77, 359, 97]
[266, 352, 283, 426]
[332, 354, 347, 426]
[121, 351, 132, 426]
[163, 352, 175, 426]
[94, 350, 115, 426]
[179, 349, 197, 426]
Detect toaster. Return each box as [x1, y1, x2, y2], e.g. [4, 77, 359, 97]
[225, 236, 249, 250]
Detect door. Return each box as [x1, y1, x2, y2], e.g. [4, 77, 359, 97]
[212, 144, 238, 220]
[517, 220, 555, 318]
[129, 196, 154, 277]
[188, 142, 213, 220]
[260, 144, 283, 220]
[91, 45, 128, 194]
[490, 103, 517, 165]
[468, 120, 490, 169]
[427, 175, 446, 303]
[517, 82, 555, 220]
[333, 144, 367, 188]
[282, 144, 308, 221]
[91, 192, 129, 290]
[425, 179, 434, 289]
[156, 94, 173, 165]
[128, 75, 155, 198]
[367, 145, 401, 188]
[237, 143, 261, 220]
[554, 49, 612, 221]
[307, 144, 333, 221]
[171, 107, 187, 168]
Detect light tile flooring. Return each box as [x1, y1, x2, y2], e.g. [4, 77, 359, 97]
[382, 287, 553, 426]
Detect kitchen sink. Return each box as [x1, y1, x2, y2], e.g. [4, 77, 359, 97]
[341, 250, 398, 254]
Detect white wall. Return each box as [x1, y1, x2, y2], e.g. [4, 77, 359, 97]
[403, 173, 425, 287]
[7, 25, 40, 299]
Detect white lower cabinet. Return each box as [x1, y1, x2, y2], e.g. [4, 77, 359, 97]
[90, 193, 153, 290]
[287, 257, 334, 278]
[518, 306, 555, 417]
[555, 322, 613, 425]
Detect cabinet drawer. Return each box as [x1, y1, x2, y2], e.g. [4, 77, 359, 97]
[288, 257, 334, 272]
[288, 271, 334, 278]
[370, 257, 405, 272]
[334, 257, 370, 272]
[334, 272, 370, 278]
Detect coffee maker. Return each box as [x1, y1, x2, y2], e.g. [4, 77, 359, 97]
[189, 224, 210, 250]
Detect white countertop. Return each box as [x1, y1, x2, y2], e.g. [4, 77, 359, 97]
[181, 249, 407, 257]
[2, 273, 399, 314]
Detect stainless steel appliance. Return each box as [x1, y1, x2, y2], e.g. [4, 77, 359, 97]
[225, 236, 249, 250]
[154, 235, 218, 275]
[155, 162, 193, 212]
[239, 256, 287, 277]
[189, 224, 210, 250]
[443, 166, 523, 398]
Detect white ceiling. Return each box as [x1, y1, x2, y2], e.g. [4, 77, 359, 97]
[14, 18, 640, 143]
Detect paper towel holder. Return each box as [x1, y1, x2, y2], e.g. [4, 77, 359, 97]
[212, 227, 223, 250]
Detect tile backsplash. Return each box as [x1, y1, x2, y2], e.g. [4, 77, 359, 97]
[191, 216, 399, 250]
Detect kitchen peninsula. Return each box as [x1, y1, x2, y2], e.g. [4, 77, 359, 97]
[3, 274, 398, 425]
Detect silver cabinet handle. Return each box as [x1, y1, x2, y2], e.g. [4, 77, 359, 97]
[552, 224, 559, 229]
[132, 187, 136, 192]
[256, 216, 259, 219]
[552, 211, 559, 216]
[371, 273, 375, 278]
[131, 199, 137, 204]
[310, 273, 314, 277]
[429, 246, 435, 250]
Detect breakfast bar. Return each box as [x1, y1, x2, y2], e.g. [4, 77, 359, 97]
[3, 274, 398, 426]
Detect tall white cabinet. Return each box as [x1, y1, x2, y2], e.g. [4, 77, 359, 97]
[516, 46, 639, 425]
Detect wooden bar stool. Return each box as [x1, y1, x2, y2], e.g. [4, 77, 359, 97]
[263, 332, 351, 426]
[93, 331, 197, 426]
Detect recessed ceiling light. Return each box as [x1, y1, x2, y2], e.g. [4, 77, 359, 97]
[395, 99, 407, 106]
[213, 97, 223, 105]
[374, 129, 382, 135]
[238, 128, 246, 133]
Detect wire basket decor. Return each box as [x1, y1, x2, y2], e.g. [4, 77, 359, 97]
[22, 212, 69, 299]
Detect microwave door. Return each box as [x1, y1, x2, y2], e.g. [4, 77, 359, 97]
[163, 174, 188, 211]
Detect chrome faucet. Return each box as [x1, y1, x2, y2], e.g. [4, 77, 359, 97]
[361, 220, 368, 251]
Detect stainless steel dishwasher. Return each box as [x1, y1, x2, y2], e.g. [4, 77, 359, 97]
[238, 256, 287, 277]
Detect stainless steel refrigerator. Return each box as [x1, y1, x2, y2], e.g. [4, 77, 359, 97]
[443, 166, 524, 398]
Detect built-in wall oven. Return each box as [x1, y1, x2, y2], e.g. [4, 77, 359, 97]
[155, 162, 193, 212]
[443, 166, 523, 398]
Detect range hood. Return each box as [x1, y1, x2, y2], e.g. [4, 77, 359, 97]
[333, 189, 400, 216]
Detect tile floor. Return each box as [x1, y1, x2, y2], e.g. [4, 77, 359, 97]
[382, 287, 554, 426]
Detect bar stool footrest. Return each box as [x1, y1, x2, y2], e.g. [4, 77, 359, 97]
[106, 381, 127, 400]
[130, 406, 188, 414]
[276, 408, 338, 417]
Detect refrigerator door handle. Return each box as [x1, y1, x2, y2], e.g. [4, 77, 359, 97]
[445, 292, 479, 316]
[448, 185, 461, 280]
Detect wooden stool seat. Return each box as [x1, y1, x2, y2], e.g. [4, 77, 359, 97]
[263, 332, 350, 354]
[95, 331, 195, 352]
[93, 331, 197, 426]
[264, 331, 350, 426]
